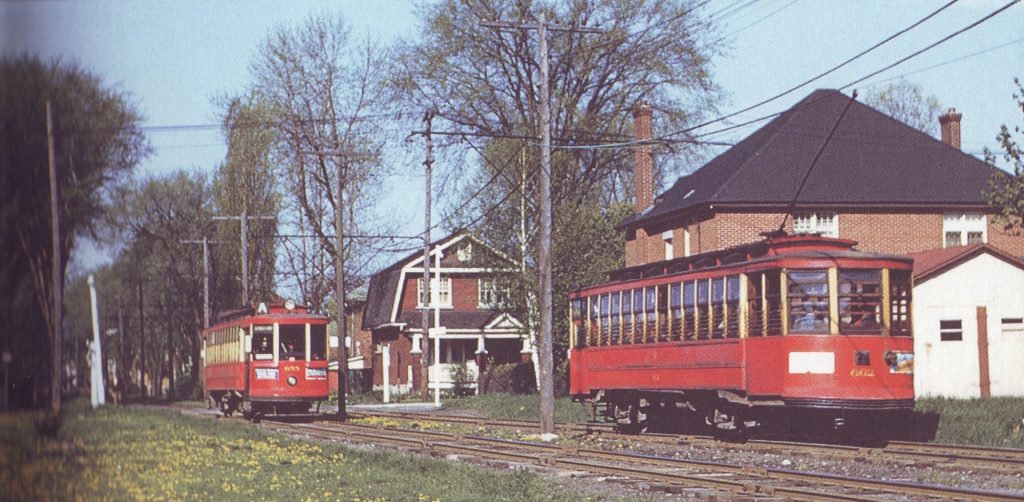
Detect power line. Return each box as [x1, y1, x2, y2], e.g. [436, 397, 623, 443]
[861, 36, 1024, 88]
[658, 0, 1016, 145]
[658, 0, 961, 142]
[712, 0, 799, 43]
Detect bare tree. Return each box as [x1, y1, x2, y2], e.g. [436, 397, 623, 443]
[250, 15, 392, 418]
[864, 79, 943, 137]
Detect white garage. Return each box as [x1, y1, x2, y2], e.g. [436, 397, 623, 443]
[909, 244, 1024, 399]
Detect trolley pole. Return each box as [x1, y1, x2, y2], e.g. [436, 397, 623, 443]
[481, 16, 603, 436]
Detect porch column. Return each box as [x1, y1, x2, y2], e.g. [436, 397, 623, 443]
[475, 336, 488, 391]
[410, 333, 423, 395]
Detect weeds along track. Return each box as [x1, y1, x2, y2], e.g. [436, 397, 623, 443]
[259, 417, 1024, 501]
[349, 410, 1024, 474]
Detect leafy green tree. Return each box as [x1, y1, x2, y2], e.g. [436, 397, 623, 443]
[214, 95, 280, 308]
[985, 78, 1024, 233]
[1, 55, 148, 412]
[398, 0, 721, 389]
[111, 171, 218, 398]
[864, 79, 943, 136]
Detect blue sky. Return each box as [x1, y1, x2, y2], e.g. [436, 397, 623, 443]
[3, 0, 1023, 273]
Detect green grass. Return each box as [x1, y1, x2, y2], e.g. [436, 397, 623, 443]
[916, 397, 1024, 447]
[0, 399, 629, 501]
[442, 393, 592, 423]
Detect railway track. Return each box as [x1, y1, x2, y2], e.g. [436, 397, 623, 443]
[348, 410, 1024, 473]
[262, 417, 1024, 501]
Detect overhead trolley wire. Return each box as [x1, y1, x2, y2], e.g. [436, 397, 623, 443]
[676, 0, 1017, 143]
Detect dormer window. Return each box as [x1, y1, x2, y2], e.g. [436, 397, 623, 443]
[792, 211, 838, 238]
[457, 243, 473, 262]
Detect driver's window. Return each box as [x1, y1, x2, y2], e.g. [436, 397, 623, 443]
[253, 325, 273, 360]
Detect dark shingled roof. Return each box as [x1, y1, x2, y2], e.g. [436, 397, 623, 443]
[361, 270, 401, 330]
[623, 89, 1002, 230]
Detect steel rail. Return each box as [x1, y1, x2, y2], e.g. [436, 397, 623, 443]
[350, 410, 1024, 471]
[270, 419, 1024, 501]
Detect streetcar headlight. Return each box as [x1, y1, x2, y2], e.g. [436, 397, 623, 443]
[305, 367, 327, 380]
[255, 368, 279, 380]
[287, 375, 298, 386]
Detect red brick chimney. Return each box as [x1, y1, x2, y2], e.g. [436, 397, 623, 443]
[939, 108, 962, 150]
[633, 102, 654, 213]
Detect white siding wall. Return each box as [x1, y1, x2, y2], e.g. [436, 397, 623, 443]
[913, 253, 1024, 398]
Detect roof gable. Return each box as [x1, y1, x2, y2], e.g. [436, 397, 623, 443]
[630, 89, 1001, 229]
[908, 244, 1024, 284]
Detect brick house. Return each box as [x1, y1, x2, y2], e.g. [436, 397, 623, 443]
[327, 288, 374, 394]
[361, 230, 532, 395]
[620, 89, 1024, 267]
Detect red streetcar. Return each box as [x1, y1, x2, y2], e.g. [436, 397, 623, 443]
[569, 234, 914, 437]
[203, 300, 330, 420]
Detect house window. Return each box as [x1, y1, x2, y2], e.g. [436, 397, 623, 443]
[943, 213, 986, 247]
[1003, 317, 1024, 335]
[663, 231, 673, 260]
[792, 211, 838, 237]
[939, 319, 963, 341]
[478, 278, 508, 308]
[457, 243, 473, 261]
[417, 277, 452, 308]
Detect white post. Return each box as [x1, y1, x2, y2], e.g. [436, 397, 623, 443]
[88, 275, 105, 407]
[433, 335, 441, 406]
[382, 343, 391, 404]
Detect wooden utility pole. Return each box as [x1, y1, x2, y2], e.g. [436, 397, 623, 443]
[420, 110, 434, 401]
[46, 101, 62, 416]
[481, 15, 602, 436]
[213, 213, 275, 306]
[180, 238, 228, 329]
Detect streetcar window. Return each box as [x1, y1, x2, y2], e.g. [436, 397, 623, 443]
[280, 324, 306, 361]
[644, 287, 657, 343]
[253, 325, 273, 360]
[788, 270, 829, 333]
[657, 284, 669, 342]
[610, 291, 621, 345]
[765, 271, 783, 336]
[621, 291, 634, 345]
[589, 296, 599, 346]
[310, 324, 326, 360]
[669, 283, 682, 341]
[697, 280, 709, 339]
[711, 277, 725, 339]
[683, 281, 696, 341]
[632, 289, 644, 343]
[747, 273, 765, 337]
[600, 294, 610, 345]
[571, 299, 585, 348]
[838, 270, 882, 334]
[890, 270, 912, 337]
[726, 276, 740, 339]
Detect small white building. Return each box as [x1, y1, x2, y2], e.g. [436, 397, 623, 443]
[909, 244, 1024, 398]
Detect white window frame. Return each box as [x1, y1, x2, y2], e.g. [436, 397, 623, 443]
[663, 230, 673, 261]
[792, 211, 838, 237]
[417, 277, 452, 308]
[943, 212, 987, 247]
[478, 277, 508, 308]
